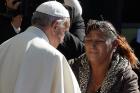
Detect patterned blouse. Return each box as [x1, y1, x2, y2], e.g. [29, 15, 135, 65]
[68, 53, 140, 93]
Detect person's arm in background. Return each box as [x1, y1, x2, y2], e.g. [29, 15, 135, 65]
[57, 0, 85, 60]
[64, 0, 82, 16]
[57, 31, 85, 60]
[70, 13, 85, 41]
[64, 0, 85, 41]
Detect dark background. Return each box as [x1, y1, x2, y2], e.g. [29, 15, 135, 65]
[1, 0, 140, 29]
[122, 0, 140, 23]
[79, 0, 140, 23]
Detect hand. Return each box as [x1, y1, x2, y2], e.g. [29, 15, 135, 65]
[64, 0, 82, 16]
[5, 0, 21, 10]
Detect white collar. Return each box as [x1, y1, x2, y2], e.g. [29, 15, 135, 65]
[26, 26, 50, 43]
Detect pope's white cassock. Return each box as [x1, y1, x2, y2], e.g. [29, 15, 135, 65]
[0, 26, 81, 93]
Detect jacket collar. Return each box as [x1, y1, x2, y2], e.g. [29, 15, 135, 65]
[78, 53, 130, 93]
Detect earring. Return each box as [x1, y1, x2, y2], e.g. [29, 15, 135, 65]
[113, 47, 117, 52]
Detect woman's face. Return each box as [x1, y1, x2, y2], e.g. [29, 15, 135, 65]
[84, 31, 114, 63]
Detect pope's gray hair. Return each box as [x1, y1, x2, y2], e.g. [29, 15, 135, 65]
[31, 11, 63, 28]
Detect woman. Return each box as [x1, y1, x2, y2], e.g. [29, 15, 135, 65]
[69, 20, 140, 93]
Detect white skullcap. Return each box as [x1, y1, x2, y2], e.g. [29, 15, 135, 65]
[36, 1, 70, 18]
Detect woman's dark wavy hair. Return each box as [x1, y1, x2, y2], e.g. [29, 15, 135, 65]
[86, 19, 139, 68]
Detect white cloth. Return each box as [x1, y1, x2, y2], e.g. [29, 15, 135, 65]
[0, 26, 81, 93]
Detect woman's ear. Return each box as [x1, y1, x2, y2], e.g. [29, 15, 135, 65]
[51, 20, 59, 31]
[113, 40, 118, 47]
[112, 40, 118, 52]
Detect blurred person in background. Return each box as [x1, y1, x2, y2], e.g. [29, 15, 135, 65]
[0, 0, 22, 44]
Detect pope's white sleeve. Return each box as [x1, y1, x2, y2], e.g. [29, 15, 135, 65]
[62, 56, 81, 93]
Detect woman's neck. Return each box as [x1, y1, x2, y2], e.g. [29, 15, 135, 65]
[90, 58, 111, 75]
[87, 59, 111, 93]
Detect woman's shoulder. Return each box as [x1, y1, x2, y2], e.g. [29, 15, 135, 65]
[116, 55, 140, 92]
[115, 55, 134, 76]
[120, 66, 140, 92]
[68, 53, 87, 66]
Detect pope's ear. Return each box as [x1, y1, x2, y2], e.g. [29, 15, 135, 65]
[51, 20, 59, 30]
